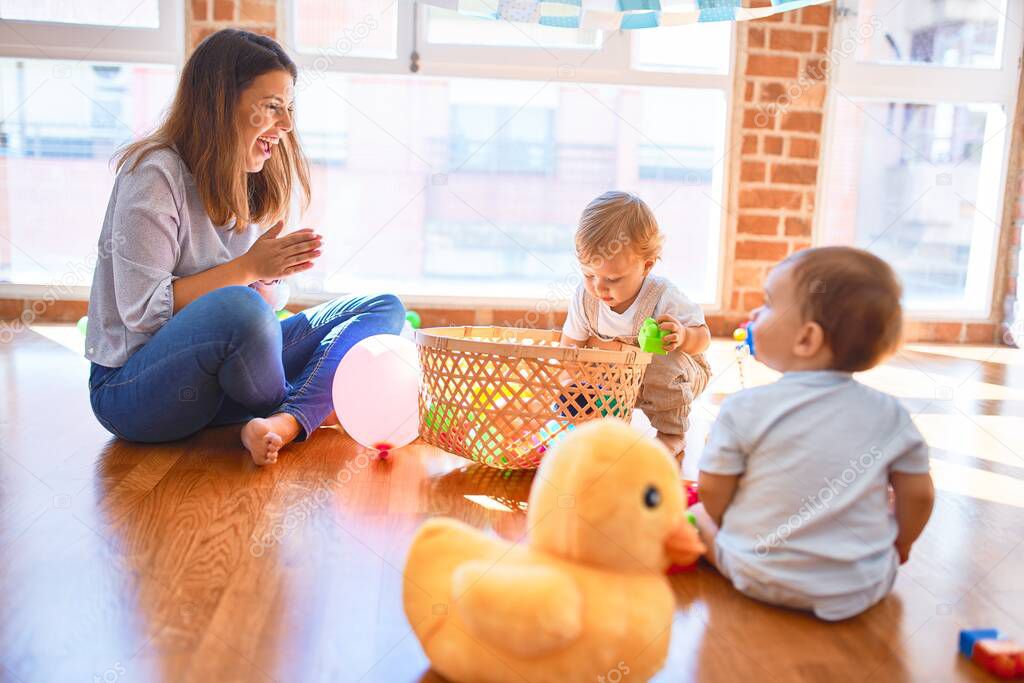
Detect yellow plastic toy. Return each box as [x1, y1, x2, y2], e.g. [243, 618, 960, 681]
[402, 419, 706, 683]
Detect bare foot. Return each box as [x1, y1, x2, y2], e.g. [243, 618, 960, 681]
[241, 413, 301, 466]
[656, 431, 686, 459]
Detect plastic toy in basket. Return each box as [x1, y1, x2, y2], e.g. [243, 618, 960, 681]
[415, 326, 653, 469]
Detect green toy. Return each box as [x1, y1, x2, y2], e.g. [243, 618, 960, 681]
[77, 316, 88, 337]
[637, 317, 668, 355]
[406, 310, 421, 330]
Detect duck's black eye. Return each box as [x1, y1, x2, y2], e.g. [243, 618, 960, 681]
[643, 485, 661, 508]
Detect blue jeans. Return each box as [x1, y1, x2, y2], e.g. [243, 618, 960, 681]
[89, 286, 405, 443]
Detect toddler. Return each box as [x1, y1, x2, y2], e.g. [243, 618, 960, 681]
[560, 191, 712, 456]
[692, 246, 935, 621]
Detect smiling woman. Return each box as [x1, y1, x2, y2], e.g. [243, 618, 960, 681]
[84, 29, 405, 465]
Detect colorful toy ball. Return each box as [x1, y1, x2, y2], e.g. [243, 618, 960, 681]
[77, 316, 88, 337]
[332, 334, 420, 455]
[734, 323, 755, 356]
[406, 310, 422, 329]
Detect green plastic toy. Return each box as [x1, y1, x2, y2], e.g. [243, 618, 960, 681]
[406, 310, 421, 330]
[637, 317, 668, 355]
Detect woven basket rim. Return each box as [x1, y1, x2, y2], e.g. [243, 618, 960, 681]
[415, 325, 652, 366]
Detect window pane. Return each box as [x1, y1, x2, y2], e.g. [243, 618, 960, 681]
[426, 6, 600, 49]
[821, 98, 1006, 313]
[0, 0, 159, 28]
[632, 21, 731, 74]
[293, 72, 726, 303]
[856, 0, 1004, 68]
[293, 0, 398, 58]
[0, 59, 176, 284]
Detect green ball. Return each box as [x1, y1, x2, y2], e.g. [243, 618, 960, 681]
[276, 309, 293, 320]
[77, 316, 88, 337]
[406, 310, 421, 329]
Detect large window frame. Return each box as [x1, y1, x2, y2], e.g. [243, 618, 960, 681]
[0, 0, 183, 302]
[280, 1, 735, 310]
[817, 0, 1024, 320]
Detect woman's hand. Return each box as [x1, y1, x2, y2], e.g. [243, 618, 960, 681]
[240, 221, 321, 281]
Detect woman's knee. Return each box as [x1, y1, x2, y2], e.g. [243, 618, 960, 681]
[369, 293, 406, 333]
[197, 286, 279, 340]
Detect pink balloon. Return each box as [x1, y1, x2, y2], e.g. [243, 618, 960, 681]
[332, 334, 420, 453]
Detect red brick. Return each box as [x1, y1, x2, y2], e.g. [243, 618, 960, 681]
[763, 136, 783, 155]
[739, 188, 803, 210]
[789, 137, 819, 159]
[742, 291, 766, 310]
[801, 5, 831, 26]
[784, 217, 811, 236]
[770, 29, 814, 52]
[803, 57, 831, 81]
[738, 214, 779, 235]
[755, 12, 784, 24]
[213, 0, 235, 21]
[746, 55, 800, 78]
[732, 265, 767, 288]
[741, 161, 766, 182]
[745, 82, 755, 102]
[759, 82, 786, 103]
[929, 322, 965, 343]
[964, 323, 997, 344]
[240, 0, 276, 23]
[191, 0, 209, 20]
[780, 111, 823, 133]
[736, 239, 790, 261]
[0, 298, 23, 321]
[789, 241, 812, 254]
[743, 108, 775, 130]
[772, 163, 819, 185]
[191, 26, 217, 47]
[749, 27, 766, 48]
[815, 30, 830, 53]
[742, 135, 758, 154]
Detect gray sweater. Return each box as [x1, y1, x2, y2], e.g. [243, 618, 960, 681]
[85, 147, 259, 367]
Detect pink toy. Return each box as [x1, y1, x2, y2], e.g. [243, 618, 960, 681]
[332, 334, 420, 454]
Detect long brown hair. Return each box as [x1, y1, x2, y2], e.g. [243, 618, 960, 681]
[117, 29, 310, 229]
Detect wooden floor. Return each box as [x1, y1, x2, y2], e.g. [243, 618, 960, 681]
[2, 327, 1023, 682]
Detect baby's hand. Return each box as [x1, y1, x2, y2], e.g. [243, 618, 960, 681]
[656, 314, 688, 353]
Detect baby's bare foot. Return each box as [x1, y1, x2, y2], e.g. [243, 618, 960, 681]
[656, 431, 686, 459]
[242, 417, 283, 466]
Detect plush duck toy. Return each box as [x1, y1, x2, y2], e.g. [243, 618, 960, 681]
[402, 419, 706, 683]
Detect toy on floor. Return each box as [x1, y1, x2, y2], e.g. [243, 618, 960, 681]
[733, 323, 755, 356]
[960, 629, 1024, 679]
[667, 480, 701, 575]
[637, 317, 668, 354]
[332, 334, 420, 457]
[402, 420, 705, 683]
[555, 384, 621, 419]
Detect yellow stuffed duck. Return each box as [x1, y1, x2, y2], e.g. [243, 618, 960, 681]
[402, 419, 706, 682]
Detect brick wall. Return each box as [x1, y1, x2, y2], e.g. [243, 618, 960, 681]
[188, 0, 278, 50]
[718, 4, 828, 333]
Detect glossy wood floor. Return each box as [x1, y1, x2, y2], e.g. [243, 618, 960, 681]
[2, 326, 1023, 682]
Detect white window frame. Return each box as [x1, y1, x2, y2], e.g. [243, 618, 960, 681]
[0, 0, 183, 64]
[280, 1, 735, 311]
[817, 0, 1024, 320]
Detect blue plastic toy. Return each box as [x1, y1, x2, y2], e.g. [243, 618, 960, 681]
[960, 629, 1001, 658]
[733, 324, 755, 357]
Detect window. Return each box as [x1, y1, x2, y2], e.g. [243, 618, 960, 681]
[0, 1, 181, 289]
[286, 1, 732, 305]
[819, 0, 1022, 317]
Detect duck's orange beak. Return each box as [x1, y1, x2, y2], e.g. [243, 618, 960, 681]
[665, 517, 706, 567]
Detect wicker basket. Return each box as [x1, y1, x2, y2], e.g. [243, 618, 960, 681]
[415, 326, 653, 469]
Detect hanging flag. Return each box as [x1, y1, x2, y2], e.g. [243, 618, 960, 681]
[416, 0, 832, 29]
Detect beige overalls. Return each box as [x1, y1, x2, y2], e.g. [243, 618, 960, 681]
[577, 275, 711, 438]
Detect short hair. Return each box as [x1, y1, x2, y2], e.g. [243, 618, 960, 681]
[781, 246, 903, 372]
[575, 191, 664, 267]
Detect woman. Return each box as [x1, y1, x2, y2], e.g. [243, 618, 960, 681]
[85, 29, 404, 465]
